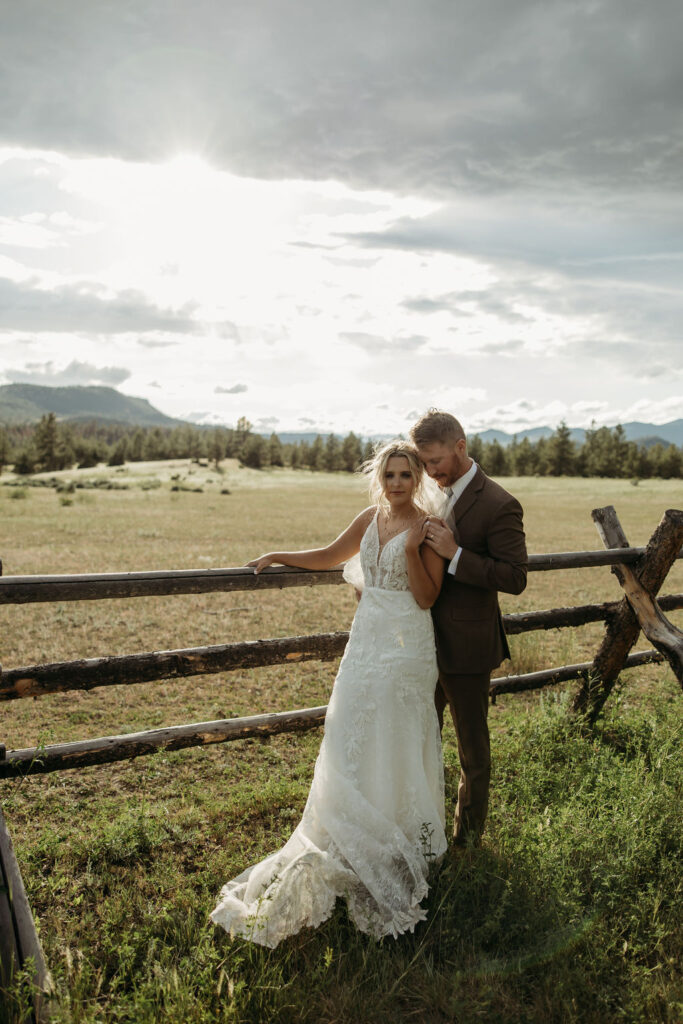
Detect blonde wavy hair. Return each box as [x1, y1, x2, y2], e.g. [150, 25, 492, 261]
[362, 439, 428, 510]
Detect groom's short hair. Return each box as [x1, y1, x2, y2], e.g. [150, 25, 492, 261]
[410, 409, 466, 447]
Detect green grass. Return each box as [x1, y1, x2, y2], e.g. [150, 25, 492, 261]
[0, 467, 682, 1022]
[2, 692, 680, 1024]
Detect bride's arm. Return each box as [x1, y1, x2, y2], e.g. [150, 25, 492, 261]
[405, 520, 445, 609]
[247, 506, 375, 574]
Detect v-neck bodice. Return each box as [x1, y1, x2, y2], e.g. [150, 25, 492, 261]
[359, 511, 412, 591]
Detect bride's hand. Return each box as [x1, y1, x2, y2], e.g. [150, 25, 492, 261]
[405, 518, 429, 553]
[246, 554, 277, 574]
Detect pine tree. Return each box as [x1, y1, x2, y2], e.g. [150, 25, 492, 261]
[534, 437, 549, 475]
[0, 427, 9, 475]
[621, 442, 644, 480]
[341, 432, 363, 472]
[547, 421, 575, 476]
[143, 428, 169, 460]
[75, 439, 103, 469]
[307, 435, 324, 471]
[657, 444, 683, 479]
[209, 429, 226, 469]
[269, 433, 284, 467]
[234, 416, 253, 461]
[13, 446, 38, 475]
[323, 434, 342, 472]
[54, 425, 76, 470]
[584, 425, 619, 476]
[512, 436, 535, 475]
[129, 428, 145, 462]
[483, 439, 509, 475]
[297, 441, 310, 468]
[34, 413, 58, 471]
[361, 440, 375, 464]
[241, 434, 269, 469]
[108, 437, 129, 466]
[468, 435, 484, 465]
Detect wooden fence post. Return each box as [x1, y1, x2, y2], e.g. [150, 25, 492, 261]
[594, 508, 683, 687]
[0, 806, 53, 1022]
[572, 507, 683, 723]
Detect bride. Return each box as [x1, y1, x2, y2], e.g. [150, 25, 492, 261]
[210, 441, 447, 948]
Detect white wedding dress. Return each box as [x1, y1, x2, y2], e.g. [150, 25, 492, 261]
[210, 511, 447, 948]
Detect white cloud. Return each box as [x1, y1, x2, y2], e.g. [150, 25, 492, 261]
[339, 332, 429, 354]
[0, 274, 200, 334]
[0, 2, 680, 437]
[215, 383, 248, 394]
[5, 359, 131, 387]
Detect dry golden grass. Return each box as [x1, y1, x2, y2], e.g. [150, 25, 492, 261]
[1, 466, 681, 753]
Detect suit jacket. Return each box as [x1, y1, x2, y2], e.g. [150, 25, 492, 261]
[431, 467, 527, 674]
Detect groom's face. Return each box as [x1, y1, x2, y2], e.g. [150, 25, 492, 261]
[416, 439, 469, 488]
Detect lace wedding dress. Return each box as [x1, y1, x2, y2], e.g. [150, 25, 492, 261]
[210, 511, 447, 948]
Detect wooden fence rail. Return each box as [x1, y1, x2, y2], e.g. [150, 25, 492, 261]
[1, 547, 681, 605]
[0, 649, 669, 780]
[2, 596, 682, 703]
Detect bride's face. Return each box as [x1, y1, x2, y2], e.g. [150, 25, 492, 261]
[383, 455, 415, 508]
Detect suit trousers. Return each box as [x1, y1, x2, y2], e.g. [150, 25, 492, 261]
[435, 670, 491, 843]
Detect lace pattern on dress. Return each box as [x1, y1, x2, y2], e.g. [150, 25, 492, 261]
[360, 510, 412, 592]
[210, 508, 446, 948]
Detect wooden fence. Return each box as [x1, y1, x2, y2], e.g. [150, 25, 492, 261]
[0, 504, 682, 1020]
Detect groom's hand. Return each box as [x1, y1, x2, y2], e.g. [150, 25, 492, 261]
[424, 517, 458, 561]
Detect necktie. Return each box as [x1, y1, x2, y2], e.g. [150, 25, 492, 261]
[443, 486, 454, 498]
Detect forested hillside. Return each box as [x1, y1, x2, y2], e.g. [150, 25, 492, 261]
[1, 414, 681, 479]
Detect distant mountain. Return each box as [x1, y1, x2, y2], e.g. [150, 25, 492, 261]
[621, 420, 683, 446]
[0, 384, 183, 427]
[477, 427, 555, 445]
[1, 384, 680, 446]
[475, 420, 682, 448]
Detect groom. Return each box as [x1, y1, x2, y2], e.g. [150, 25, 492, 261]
[410, 409, 527, 846]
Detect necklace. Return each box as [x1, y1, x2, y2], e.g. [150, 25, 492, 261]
[380, 506, 420, 541]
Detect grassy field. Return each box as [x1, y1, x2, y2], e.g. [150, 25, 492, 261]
[0, 464, 681, 1023]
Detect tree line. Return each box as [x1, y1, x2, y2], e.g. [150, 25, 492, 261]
[0, 415, 372, 475]
[0, 415, 681, 479]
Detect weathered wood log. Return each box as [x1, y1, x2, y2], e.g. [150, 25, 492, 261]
[0, 705, 329, 778]
[2, 596, 682, 703]
[0, 644, 666, 779]
[0, 844, 20, 988]
[503, 593, 683, 635]
[527, 548, 652, 571]
[0, 632, 350, 701]
[490, 649, 663, 700]
[573, 507, 683, 721]
[1, 548, 681, 606]
[598, 519, 683, 689]
[0, 564, 346, 605]
[0, 805, 53, 1021]
[505, 600, 619, 635]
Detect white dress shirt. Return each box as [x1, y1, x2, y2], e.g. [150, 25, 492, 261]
[444, 459, 478, 576]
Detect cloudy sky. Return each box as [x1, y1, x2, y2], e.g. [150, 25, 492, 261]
[1, 0, 681, 436]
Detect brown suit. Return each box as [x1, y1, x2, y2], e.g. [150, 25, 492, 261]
[431, 466, 527, 842]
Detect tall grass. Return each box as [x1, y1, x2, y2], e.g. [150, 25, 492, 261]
[2, 688, 680, 1024]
